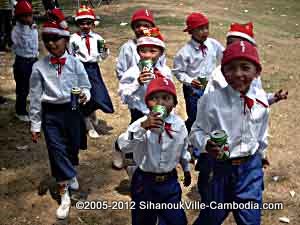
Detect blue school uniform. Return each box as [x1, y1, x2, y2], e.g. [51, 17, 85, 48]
[70, 31, 114, 116]
[11, 21, 38, 115]
[29, 52, 91, 181]
[118, 113, 191, 225]
[189, 83, 269, 225]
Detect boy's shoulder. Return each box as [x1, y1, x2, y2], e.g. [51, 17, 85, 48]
[119, 39, 136, 49]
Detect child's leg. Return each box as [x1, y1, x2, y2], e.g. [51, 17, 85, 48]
[13, 57, 36, 115]
[193, 160, 231, 225]
[42, 104, 77, 182]
[231, 153, 264, 225]
[182, 85, 203, 133]
[131, 168, 157, 225]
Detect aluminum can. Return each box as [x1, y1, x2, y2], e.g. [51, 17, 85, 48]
[210, 130, 230, 160]
[152, 105, 168, 121]
[71, 87, 81, 111]
[198, 76, 208, 89]
[138, 59, 154, 74]
[97, 39, 105, 53]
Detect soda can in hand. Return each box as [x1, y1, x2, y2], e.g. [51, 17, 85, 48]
[210, 130, 230, 160]
[71, 87, 81, 111]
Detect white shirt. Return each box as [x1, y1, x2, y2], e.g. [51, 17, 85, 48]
[172, 38, 224, 85]
[118, 64, 173, 114]
[29, 52, 91, 132]
[189, 82, 269, 159]
[205, 65, 276, 104]
[11, 22, 39, 58]
[69, 31, 109, 63]
[115, 39, 167, 80]
[118, 112, 191, 173]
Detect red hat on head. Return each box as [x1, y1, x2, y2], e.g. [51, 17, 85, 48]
[75, 5, 96, 21]
[183, 12, 209, 32]
[145, 78, 177, 107]
[221, 40, 261, 73]
[42, 8, 70, 36]
[15, 0, 32, 16]
[227, 22, 256, 45]
[137, 27, 165, 50]
[131, 8, 155, 27]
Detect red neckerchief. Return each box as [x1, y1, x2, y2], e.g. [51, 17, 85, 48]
[50, 57, 66, 76]
[240, 94, 254, 114]
[199, 44, 207, 57]
[158, 122, 175, 143]
[84, 34, 91, 55]
[153, 68, 165, 79]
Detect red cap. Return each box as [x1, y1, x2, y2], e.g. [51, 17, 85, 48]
[75, 5, 96, 21]
[15, 0, 32, 16]
[131, 9, 155, 27]
[221, 40, 261, 73]
[145, 78, 177, 107]
[226, 22, 256, 45]
[42, 8, 69, 36]
[183, 12, 209, 32]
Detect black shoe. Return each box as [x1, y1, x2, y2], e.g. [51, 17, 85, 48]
[0, 96, 6, 104]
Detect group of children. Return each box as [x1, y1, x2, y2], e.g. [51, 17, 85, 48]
[9, 0, 288, 224]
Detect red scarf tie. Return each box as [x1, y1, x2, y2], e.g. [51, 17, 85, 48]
[50, 57, 66, 76]
[153, 68, 165, 79]
[240, 94, 254, 114]
[158, 122, 175, 143]
[199, 44, 207, 57]
[84, 34, 91, 55]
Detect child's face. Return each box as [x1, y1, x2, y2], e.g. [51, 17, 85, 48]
[18, 14, 33, 25]
[147, 91, 175, 114]
[77, 19, 94, 34]
[138, 45, 162, 63]
[132, 20, 154, 38]
[190, 24, 209, 43]
[223, 59, 259, 94]
[42, 34, 68, 57]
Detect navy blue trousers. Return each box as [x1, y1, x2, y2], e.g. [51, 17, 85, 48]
[81, 62, 114, 116]
[42, 103, 83, 182]
[131, 168, 187, 225]
[193, 153, 264, 225]
[182, 85, 204, 133]
[13, 55, 37, 115]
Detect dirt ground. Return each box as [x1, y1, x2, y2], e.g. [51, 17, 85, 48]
[0, 0, 299, 224]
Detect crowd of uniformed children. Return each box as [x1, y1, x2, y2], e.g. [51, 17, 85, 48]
[8, 0, 289, 223]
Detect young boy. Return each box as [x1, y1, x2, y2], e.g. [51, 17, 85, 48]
[29, 9, 91, 219]
[11, 0, 38, 122]
[190, 41, 269, 225]
[118, 77, 191, 225]
[205, 22, 288, 105]
[116, 8, 166, 81]
[70, 5, 114, 138]
[172, 12, 224, 133]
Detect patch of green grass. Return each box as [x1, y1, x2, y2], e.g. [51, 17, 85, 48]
[156, 16, 185, 26]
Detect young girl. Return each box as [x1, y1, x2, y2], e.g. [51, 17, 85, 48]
[70, 5, 114, 138]
[29, 9, 91, 219]
[11, 0, 38, 121]
[118, 77, 191, 225]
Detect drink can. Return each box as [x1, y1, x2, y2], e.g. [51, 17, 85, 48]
[71, 87, 81, 111]
[210, 130, 230, 160]
[97, 39, 105, 53]
[152, 105, 168, 121]
[198, 77, 208, 90]
[138, 59, 154, 74]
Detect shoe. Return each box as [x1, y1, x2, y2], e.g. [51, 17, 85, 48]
[88, 129, 100, 138]
[15, 114, 30, 122]
[69, 177, 79, 190]
[56, 184, 71, 220]
[0, 96, 6, 104]
[112, 148, 124, 169]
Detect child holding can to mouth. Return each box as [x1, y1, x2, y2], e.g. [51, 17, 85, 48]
[29, 9, 91, 219]
[190, 41, 269, 225]
[118, 77, 191, 225]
